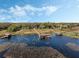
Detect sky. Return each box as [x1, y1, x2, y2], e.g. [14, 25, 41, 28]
[0, 0, 79, 22]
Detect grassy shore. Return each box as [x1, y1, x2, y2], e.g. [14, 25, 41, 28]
[0, 29, 66, 35]
[0, 29, 79, 39]
[63, 32, 79, 39]
[0, 29, 54, 37]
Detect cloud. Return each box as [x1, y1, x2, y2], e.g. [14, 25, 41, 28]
[9, 6, 27, 17]
[9, 5, 58, 16]
[0, 5, 58, 22]
[0, 15, 12, 22]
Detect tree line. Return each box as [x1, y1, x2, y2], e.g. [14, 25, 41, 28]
[0, 23, 79, 32]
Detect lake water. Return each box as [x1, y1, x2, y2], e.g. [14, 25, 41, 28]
[0, 34, 79, 58]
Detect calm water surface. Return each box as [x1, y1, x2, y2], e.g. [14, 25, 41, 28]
[0, 34, 79, 58]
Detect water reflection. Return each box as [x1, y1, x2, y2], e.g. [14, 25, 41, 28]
[0, 34, 79, 57]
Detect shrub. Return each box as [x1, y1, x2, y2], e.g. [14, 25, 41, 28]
[0, 23, 11, 31]
[7, 24, 21, 32]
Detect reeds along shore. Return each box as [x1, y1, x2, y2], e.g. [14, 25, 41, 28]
[3, 43, 65, 58]
[0, 23, 79, 38]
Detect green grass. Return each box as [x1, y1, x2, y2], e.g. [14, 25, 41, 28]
[0, 29, 79, 39]
[63, 32, 79, 39]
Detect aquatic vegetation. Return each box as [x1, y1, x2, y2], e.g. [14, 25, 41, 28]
[63, 32, 79, 39]
[66, 43, 79, 51]
[0, 23, 79, 39]
[4, 44, 65, 58]
[0, 44, 9, 52]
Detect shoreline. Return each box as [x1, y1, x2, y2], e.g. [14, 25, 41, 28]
[0, 29, 79, 39]
[0, 29, 54, 37]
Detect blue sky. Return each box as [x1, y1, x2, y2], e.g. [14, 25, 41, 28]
[0, 0, 79, 22]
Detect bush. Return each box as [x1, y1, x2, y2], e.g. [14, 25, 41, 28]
[7, 24, 21, 32]
[0, 23, 11, 31]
